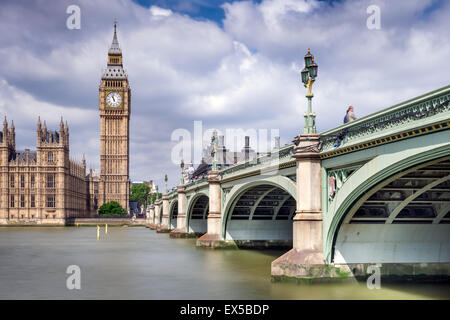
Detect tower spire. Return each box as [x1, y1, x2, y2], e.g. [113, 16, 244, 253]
[109, 18, 121, 55]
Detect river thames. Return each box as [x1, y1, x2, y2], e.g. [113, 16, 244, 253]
[0, 227, 448, 300]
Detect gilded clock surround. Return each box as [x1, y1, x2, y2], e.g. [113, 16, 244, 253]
[105, 91, 123, 109]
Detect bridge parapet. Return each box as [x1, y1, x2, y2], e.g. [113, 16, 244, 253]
[319, 85, 450, 158]
[184, 177, 208, 193]
[167, 190, 177, 202]
[219, 144, 295, 182]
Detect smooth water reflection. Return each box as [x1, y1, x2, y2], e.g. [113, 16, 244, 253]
[0, 227, 448, 299]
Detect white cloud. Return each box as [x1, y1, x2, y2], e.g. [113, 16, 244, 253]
[259, 0, 317, 31]
[0, 79, 99, 168]
[0, 79, 96, 124]
[149, 5, 173, 17]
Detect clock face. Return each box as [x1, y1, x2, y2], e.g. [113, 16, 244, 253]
[106, 92, 122, 108]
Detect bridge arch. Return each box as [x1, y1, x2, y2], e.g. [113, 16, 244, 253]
[325, 143, 450, 264]
[221, 176, 297, 244]
[168, 199, 178, 230]
[186, 191, 209, 234]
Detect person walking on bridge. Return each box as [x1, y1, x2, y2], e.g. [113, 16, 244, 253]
[344, 106, 357, 123]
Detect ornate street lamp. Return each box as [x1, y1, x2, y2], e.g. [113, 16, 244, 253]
[164, 174, 168, 193]
[301, 48, 318, 133]
[180, 159, 185, 185]
[301, 68, 309, 85]
[211, 129, 218, 171]
[304, 49, 313, 66]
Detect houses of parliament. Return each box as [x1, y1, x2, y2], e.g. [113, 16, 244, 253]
[0, 23, 130, 225]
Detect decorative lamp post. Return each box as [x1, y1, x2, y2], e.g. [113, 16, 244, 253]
[301, 48, 318, 134]
[155, 185, 159, 199]
[180, 159, 185, 185]
[211, 129, 218, 171]
[164, 174, 168, 193]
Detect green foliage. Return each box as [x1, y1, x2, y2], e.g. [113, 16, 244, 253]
[130, 184, 151, 207]
[98, 201, 127, 216]
[129, 183, 163, 207]
[150, 192, 162, 204]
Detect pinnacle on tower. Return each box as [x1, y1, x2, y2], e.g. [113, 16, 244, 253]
[109, 18, 121, 55]
[37, 116, 41, 130]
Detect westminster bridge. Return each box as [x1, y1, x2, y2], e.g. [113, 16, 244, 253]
[147, 85, 450, 281]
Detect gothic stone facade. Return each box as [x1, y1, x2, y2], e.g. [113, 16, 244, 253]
[0, 118, 97, 224]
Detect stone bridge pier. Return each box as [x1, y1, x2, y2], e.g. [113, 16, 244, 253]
[170, 185, 197, 238]
[197, 170, 225, 246]
[148, 204, 156, 229]
[155, 200, 162, 228]
[157, 195, 170, 233]
[271, 133, 326, 276]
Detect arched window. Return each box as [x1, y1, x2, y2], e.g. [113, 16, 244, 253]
[48, 152, 54, 163]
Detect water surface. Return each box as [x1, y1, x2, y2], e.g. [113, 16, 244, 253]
[0, 227, 448, 299]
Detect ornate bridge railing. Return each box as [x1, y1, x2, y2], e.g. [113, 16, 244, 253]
[168, 189, 177, 200]
[319, 85, 450, 159]
[219, 144, 295, 182]
[184, 177, 208, 192]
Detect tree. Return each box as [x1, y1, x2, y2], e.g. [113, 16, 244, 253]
[150, 192, 162, 204]
[130, 184, 151, 208]
[98, 201, 127, 216]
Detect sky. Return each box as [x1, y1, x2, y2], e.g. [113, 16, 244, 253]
[0, 0, 449, 191]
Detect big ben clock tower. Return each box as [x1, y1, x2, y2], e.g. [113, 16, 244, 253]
[98, 20, 130, 212]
